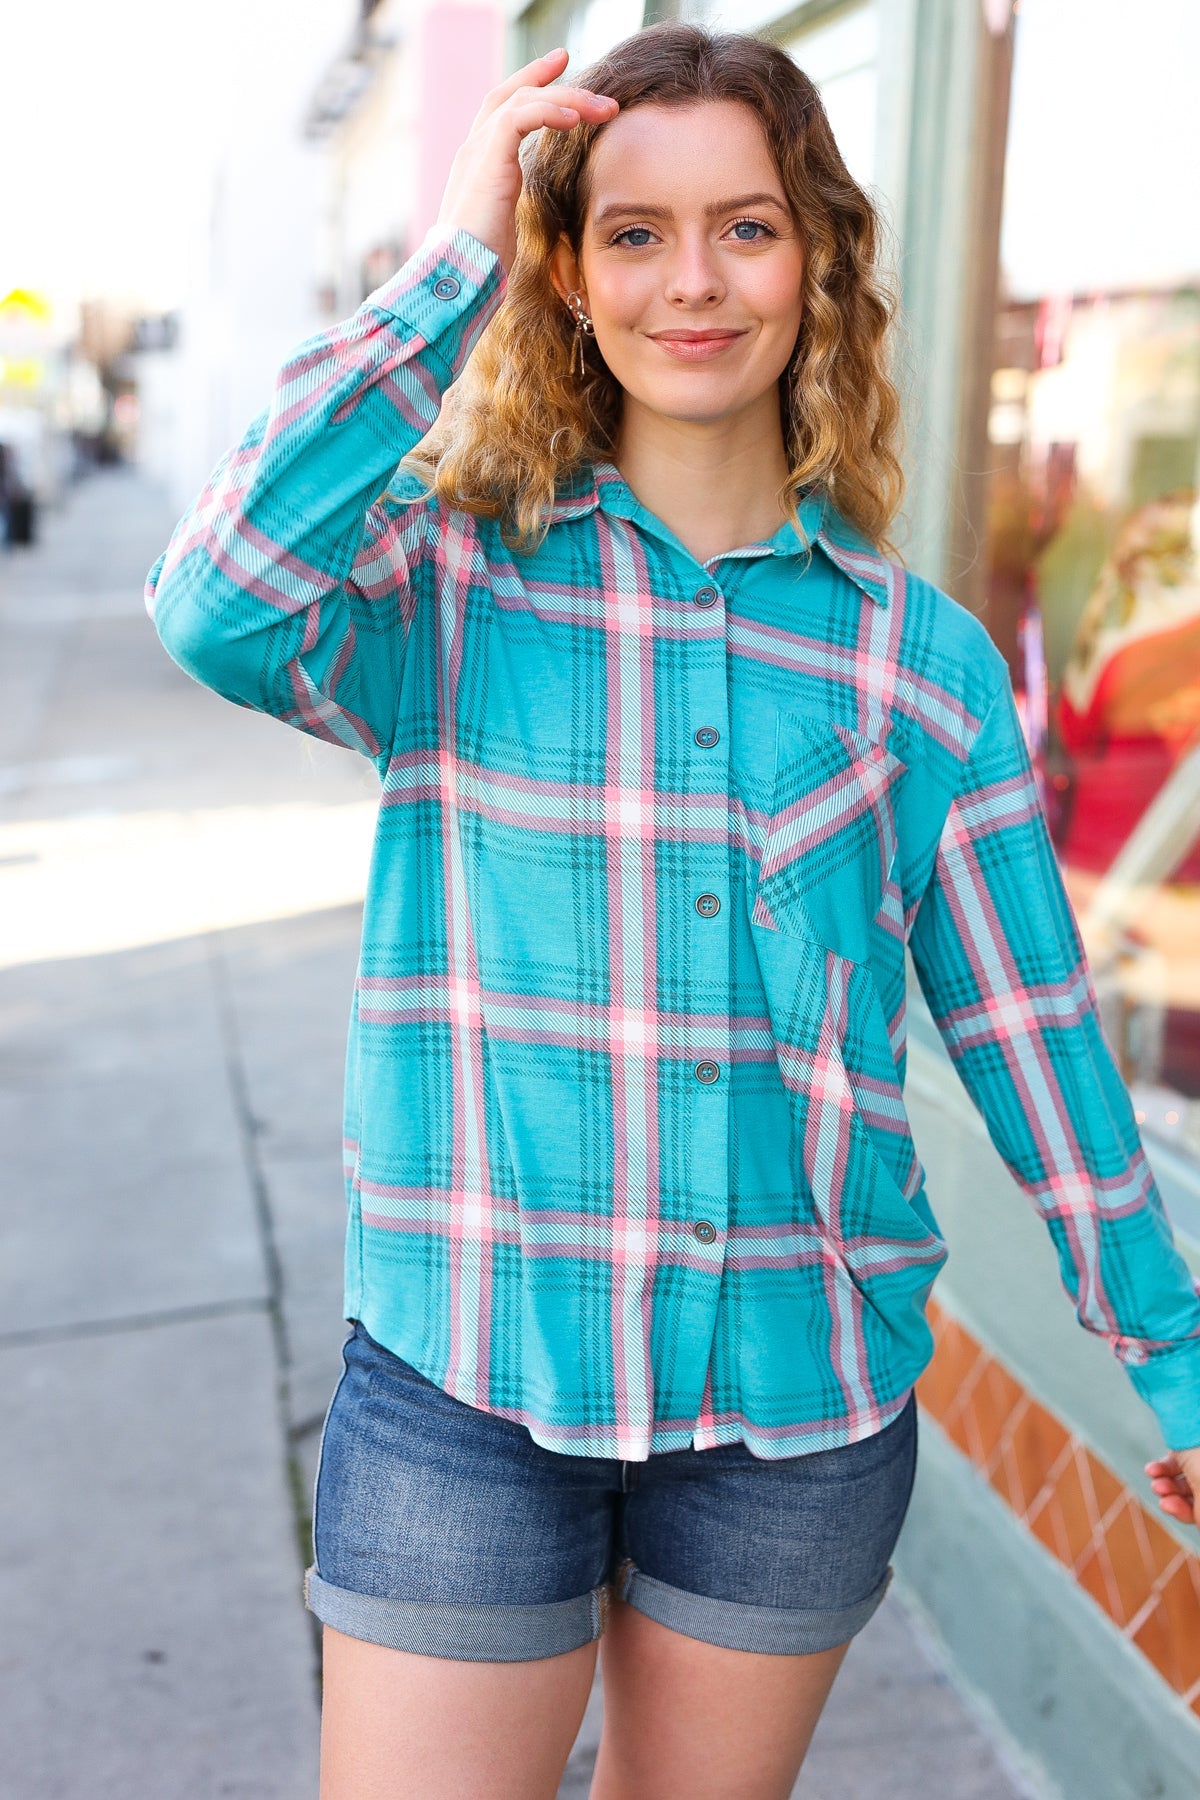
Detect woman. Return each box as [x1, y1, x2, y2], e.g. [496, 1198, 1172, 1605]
[146, 23, 1200, 1800]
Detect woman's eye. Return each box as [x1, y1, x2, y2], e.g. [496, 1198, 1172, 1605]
[609, 218, 776, 248]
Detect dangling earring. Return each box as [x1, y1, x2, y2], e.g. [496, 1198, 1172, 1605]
[565, 291, 594, 378]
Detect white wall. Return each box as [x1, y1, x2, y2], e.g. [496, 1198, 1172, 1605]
[145, 0, 353, 514]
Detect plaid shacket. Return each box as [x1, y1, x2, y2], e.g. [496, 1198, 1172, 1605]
[146, 224, 1200, 1459]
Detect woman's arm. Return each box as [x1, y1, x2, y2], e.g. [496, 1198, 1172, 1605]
[144, 228, 506, 760]
[145, 48, 618, 761]
[908, 667, 1200, 1468]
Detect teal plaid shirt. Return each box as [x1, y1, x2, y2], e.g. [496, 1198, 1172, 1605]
[146, 225, 1200, 1458]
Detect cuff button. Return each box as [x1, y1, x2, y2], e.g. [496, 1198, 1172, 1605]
[433, 275, 461, 299]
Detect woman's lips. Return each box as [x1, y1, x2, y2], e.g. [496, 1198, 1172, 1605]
[648, 332, 747, 361]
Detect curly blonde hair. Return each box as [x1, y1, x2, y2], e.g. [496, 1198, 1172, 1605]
[402, 20, 905, 557]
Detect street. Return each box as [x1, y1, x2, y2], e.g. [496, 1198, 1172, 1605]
[0, 464, 1035, 1798]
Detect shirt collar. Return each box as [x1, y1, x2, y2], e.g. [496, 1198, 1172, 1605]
[542, 457, 892, 607]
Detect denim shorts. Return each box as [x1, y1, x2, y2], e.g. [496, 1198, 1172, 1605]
[303, 1319, 918, 1663]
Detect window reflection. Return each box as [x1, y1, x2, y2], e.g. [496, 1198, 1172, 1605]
[986, 285, 1200, 1142]
[978, 0, 1200, 1160]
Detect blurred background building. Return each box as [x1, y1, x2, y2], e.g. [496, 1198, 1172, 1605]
[3, 1, 1198, 1794]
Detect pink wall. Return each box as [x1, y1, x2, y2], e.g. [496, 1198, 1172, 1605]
[414, 4, 507, 243]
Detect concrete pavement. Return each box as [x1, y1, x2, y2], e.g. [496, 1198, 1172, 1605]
[0, 464, 1041, 1797]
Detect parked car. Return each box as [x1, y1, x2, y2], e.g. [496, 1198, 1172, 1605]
[0, 439, 36, 545]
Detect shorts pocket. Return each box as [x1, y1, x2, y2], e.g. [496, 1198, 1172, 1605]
[751, 708, 906, 963]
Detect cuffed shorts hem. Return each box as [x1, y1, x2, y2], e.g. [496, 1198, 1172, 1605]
[304, 1555, 893, 1662]
[615, 1555, 895, 1655]
[304, 1564, 613, 1663]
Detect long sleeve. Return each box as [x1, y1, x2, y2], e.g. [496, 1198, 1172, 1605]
[145, 225, 507, 760]
[908, 666, 1200, 1452]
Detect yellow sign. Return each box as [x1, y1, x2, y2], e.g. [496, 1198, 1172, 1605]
[0, 356, 46, 389]
[0, 288, 53, 323]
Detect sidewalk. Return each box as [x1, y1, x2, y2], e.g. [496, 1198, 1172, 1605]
[0, 465, 1041, 1798]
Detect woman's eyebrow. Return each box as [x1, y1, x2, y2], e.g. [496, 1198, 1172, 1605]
[592, 192, 789, 228]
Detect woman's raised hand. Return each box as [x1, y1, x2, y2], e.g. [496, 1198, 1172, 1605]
[434, 48, 618, 275]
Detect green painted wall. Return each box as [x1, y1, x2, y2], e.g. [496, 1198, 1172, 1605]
[900, 963, 1200, 1800]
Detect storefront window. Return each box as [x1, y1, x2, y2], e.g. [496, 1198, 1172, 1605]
[517, 0, 644, 68]
[984, 0, 1200, 1155]
[777, 0, 877, 189]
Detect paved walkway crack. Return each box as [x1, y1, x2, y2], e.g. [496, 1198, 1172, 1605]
[0, 1294, 269, 1350]
[206, 930, 324, 1704]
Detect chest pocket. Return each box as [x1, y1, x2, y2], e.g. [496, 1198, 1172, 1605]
[751, 709, 907, 963]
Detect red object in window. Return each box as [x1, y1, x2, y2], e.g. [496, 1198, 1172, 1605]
[1055, 607, 1200, 878]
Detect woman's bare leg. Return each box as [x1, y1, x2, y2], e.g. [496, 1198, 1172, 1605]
[319, 1623, 599, 1800]
[589, 1596, 853, 1800]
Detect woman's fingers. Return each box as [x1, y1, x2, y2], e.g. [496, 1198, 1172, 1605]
[1145, 1453, 1199, 1527]
[1145, 1455, 1193, 1489]
[473, 44, 618, 133]
[1145, 1459, 1188, 1496]
[502, 84, 618, 119]
[1149, 1480, 1192, 1518]
[473, 47, 570, 120]
[504, 92, 617, 142]
[509, 102, 581, 139]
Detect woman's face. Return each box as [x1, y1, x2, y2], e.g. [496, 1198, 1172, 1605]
[550, 99, 805, 431]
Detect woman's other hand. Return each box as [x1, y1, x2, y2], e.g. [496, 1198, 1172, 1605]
[1144, 1447, 1200, 1530]
[434, 47, 618, 275]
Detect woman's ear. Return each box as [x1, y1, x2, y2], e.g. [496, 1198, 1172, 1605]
[548, 231, 586, 308]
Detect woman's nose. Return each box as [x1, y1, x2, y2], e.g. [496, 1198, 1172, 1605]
[662, 238, 725, 306]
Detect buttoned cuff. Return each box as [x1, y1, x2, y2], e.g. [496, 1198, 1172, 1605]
[362, 225, 508, 386]
[1127, 1333, 1200, 1452]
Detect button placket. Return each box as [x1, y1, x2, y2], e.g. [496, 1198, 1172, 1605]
[674, 550, 729, 1400]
